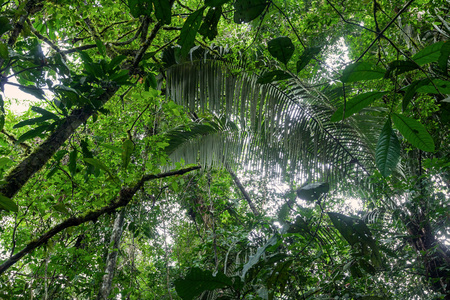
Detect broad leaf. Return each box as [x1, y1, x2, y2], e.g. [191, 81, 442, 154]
[0, 17, 12, 36]
[384, 60, 419, 78]
[234, 0, 268, 23]
[0, 194, 18, 212]
[241, 235, 278, 280]
[95, 39, 106, 57]
[296, 46, 321, 73]
[31, 106, 60, 120]
[205, 0, 230, 6]
[178, 8, 205, 57]
[174, 267, 232, 300]
[257, 70, 291, 84]
[268, 37, 295, 65]
[128, 0, 152, 17]
[69, 149, 77, 176]
[296, 182, 329, 201]
[412, 41, 445, 65]
[84, 158, 113, 176]
[0, 42, 8, 59]
[18, 85, 46, 100]
[199, 6, 222, 40]
[328, 212, 381, 267]
[376, 119, 400, 177]
[438, 42, 450, 75]
[415, 79, 450, 94]
[13, 115, 57, 129]
[402, 79, 430, 111]
[331, 91, 387, 122]
[0, 157, 12, 168]
[144, 73, 157, 90]
[153, 0, 172, 25]
[16, 124, 50, 144]
[340, 62, 385, 83]
[392, 113, 435, 152]
[122, 139, 135, 169]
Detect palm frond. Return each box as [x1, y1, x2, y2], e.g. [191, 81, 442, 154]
[165, 59, 383, 187]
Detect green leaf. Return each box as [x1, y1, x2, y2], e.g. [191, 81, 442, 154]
[153, 0, 172, 24]
[328, 212, 381, 267]
[174, 268, 232, 300]
[144, 73, 157, 90]
[256, 70, 291, 84]
[205, 0, 230, 6]
[0, 115, 4, 132]
[122, 139, 134, 169]
[0, 194, 18, 212]
[69, 149, 77, 176]
[402, 79, 430, 111]
[16, 124, 50, 144]
[296, 46, 321, 73]
[412, 41, 445, 65]
[234, 0, 268, 23]
[438, 42, 450, 75]
[331, 91, 387, 122]
[99, 143, 123, 153]
[128, 0, 152, 17]
[95, 39, 106, 57]
[392, 113, 435, 152]
[52, 202, 70, 215]
[13, 115, 56, 129]
[108, 55, 127, 72]
[376, 118, 400, 177]
[384, 60, 419, 78]
[31, 106, 60, 120]
[267, 37, 295, 65]
[0, 17, 12, 36]
[416, 79, 450, 94]
[199, 6, 222, 41]
[340, 62, 385, 83]
[18, 85, 46, 100]
[296, 182, 329, 201]
[178, 8, 206, 58]
[241, 235, 278, 280]
[0, 42, 8, 59]
[0, 157, 12, 168]
[83, 158, 113, 175]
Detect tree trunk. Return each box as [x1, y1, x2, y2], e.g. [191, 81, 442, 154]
[227, 167, 260, 216]
[97, 209, 126, 300]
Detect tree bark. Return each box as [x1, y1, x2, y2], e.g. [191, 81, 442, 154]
[97, 209, 126, 300]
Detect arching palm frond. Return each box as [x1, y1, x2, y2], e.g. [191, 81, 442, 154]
[165, 59, 384, 187]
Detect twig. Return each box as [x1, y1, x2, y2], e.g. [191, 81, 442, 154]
[356, 0, 415, 62]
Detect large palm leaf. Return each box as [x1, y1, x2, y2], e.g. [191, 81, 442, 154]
[164, 58, 384, 188]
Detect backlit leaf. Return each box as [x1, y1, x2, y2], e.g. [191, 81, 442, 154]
[122, 139, 134, 169]
[384, 60, 419, 78]
[340, 62, 385, 83]
[205, 0, 230, 6]
[376, 118, 400, 177]
[392, 113, 435, 152]
[268, 37, 295, 65]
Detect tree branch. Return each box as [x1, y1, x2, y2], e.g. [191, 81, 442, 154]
[0, 165, 200, 275]
[227, 166, 260, 216]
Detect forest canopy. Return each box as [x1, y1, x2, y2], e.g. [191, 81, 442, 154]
[0, 0, 449, 299]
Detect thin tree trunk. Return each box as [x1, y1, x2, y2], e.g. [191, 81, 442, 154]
[227, 167, 260, 216]
[97, 209, 126, 300]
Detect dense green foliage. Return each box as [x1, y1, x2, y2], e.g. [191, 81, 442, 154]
[0, 0, 449, 299]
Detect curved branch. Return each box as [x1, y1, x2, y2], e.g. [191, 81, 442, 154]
[0, 165, 200, 275]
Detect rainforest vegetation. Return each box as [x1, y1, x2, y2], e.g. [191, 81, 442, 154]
[0, 0, 449, 299]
